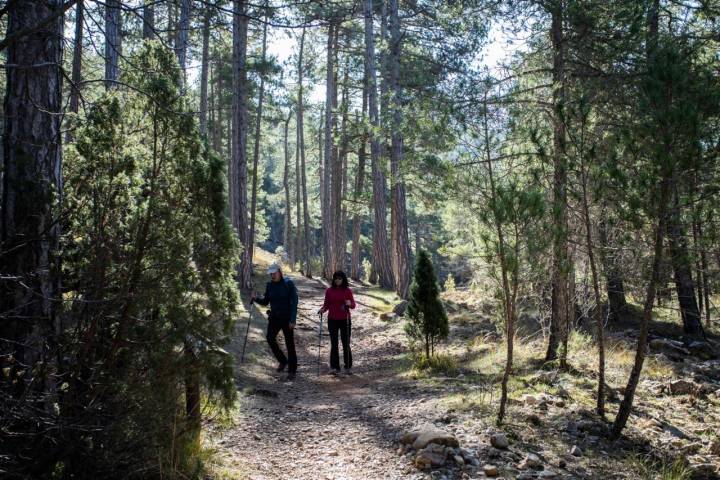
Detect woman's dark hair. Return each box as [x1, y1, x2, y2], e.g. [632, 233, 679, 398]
[331, 270, 349, 289]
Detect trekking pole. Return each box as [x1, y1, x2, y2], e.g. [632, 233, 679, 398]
[346, 304, 352, 341]
[317, 311, 323, 376]
[240, 289, 255, 363]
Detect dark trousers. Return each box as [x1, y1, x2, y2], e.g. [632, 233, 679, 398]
[266, 316, 297, 373]
[328, 319, 352, 370]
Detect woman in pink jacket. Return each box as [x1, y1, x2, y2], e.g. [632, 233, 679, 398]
[318, 271, 356, 374]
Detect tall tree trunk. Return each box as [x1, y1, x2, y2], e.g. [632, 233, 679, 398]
[599, 216, 627, 321]
[212, 62, 222, 153]
[283, 112, 294, 265]
[199, 7, 211, 136]
[388, 0, 411, 299]
[297, 27, 312, 278]
[0, 0, 64, 399]
[351, 78, 369, 281]
[363, 0, 395, 290]
[545, 2, 570, 369]
[231, 0, 252, 289]
[105, 0, 121, 89]
[335, 51, 351, 274]
[142, 0, 155, 40]
[176, 0, 191, 88]
[294, 112, 302, 270]
[696, 219, 711, 329]
[482, 95, 516, 426]
[580, 156, 606, 417]
[249, 13, 268, 265]
[323, 23, 336, 280]
[667, 191, 704, 336]
[67, 0, 84, 142]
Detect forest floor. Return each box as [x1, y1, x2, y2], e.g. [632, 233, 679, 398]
[206, 252, 720, 480]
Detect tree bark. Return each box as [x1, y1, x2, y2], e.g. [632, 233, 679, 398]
[388, 0, 411, 299]
[323, 23, 336, 279]
[351, 78, 369, 281]
[545, 2, 570, 369]
[199, 7, 211, 136]
[67, 0, 84, 142]
[0, 0, 64, 398]
[297, 27, 312, 277]
[363, 0, 395, 290]
[283, 112, 294, 265]
[142, 0, 155, 40]
[176, 0, 191, 87]
[231, 0, 252, 289]
[667, 191, 703, 336]
[599, 216, 627, 322]
[104, 0, 121, 89]
[335, 50, 351, 275]
[249, 13, 268, 265]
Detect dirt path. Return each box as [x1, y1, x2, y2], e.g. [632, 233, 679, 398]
[211, 272, 438, 480]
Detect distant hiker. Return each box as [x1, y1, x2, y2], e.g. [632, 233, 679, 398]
[318, 271, 356, 374]
[252, 263, 298, 379]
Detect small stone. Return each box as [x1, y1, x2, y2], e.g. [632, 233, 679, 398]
[570, 445, 582, 457]
[710, 438, 720, 456]
[400, 431, 421, 445]
[483, 464, 499, 477]
[454, 454, 465, 466]
[415, 443, 448, 469]
[518, 453, 543, 470]
[669, 379, 699, 395]
[539, 469, 558, 478]
[412, 430, 460, 450]
[490, 433, 509, 449]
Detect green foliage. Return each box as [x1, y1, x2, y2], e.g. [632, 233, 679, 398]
[413, 353, 459, 378]
[405, 250, 449, 357]
[61, 42, 240, 477]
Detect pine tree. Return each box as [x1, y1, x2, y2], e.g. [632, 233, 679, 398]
[405, 250, 448, 358]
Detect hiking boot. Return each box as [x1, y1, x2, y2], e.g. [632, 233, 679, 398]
[329, 369, 341, 376]
[276, 363, 287, 372]
[344, 368, 353, 375]
[286, 372, 296, 381]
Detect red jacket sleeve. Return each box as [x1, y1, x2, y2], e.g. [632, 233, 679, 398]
[347, 288, 356, 309]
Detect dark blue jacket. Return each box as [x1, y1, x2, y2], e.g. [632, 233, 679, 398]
[254, 278, 298, 324]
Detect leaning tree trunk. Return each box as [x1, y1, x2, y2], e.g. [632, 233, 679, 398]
[545, 2, 570, 369]
[667, 191, 704, 336]
[105, 0, 121, 89]
[283, 112, 294, 265]
[351, 79, 369, 281]
[231, 0, 252, 289]
[363, 0, 395, 290]
[249, 15, 268, 265]
[388, 0, 411, 299]
[142, 0, 155, 40]
[612, 174, 672, 438]
[580, 156, 606, 417]
[297, 27, 312, 277]
[0, 0, 64, 400]
[199, 7, 211, 136]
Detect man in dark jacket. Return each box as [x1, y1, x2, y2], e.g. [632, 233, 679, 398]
[251, 263, 298, 378]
